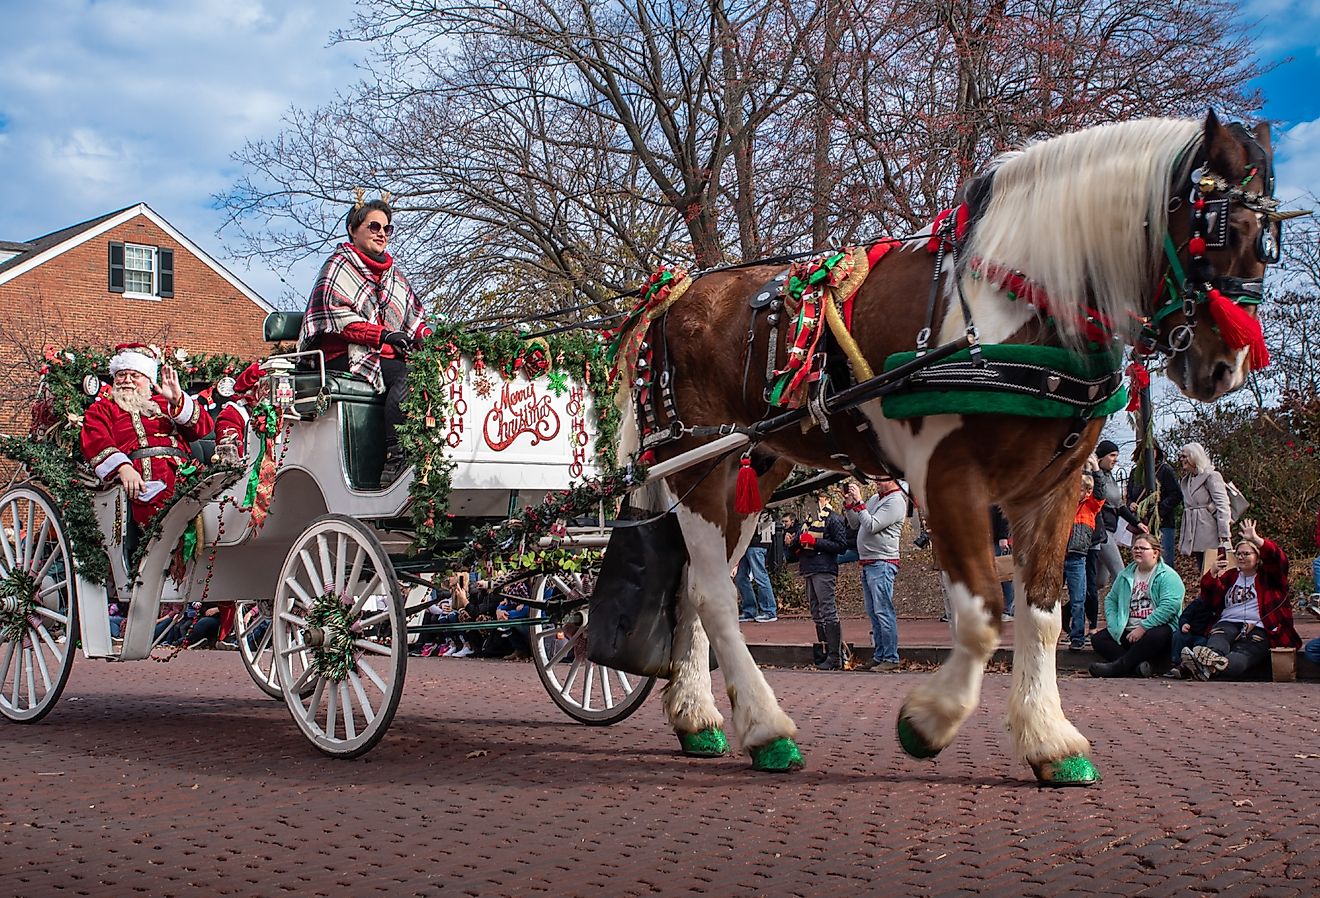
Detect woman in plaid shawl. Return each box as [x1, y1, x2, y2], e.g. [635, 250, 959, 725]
[1178, 518, 1301, 681]
[300, 198, 431, 483]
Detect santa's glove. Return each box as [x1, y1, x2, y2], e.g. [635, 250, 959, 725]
[799, 531, 816, 549]
[382, 330, 411, 353]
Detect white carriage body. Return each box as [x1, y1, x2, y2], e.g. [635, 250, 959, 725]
[76, 353, 602, 662]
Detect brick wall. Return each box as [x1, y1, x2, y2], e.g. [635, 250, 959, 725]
[0, 212, 275, 432]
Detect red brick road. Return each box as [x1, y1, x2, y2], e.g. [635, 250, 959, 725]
[2, 652, 1319, 897]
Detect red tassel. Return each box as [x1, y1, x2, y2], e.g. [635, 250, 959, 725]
[1206, 289, 1270, 370]
[1125, 361, 1150, 412]
[733, 455, 762, 514]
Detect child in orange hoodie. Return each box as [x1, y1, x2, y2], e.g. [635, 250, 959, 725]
[1063, 472, 1105, 649]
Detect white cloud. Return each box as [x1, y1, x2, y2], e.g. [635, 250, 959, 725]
[0, 0, 362, 305]
[1274, 117, 1320, 204]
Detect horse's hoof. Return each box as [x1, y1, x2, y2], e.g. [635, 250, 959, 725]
[678, 727, 729, 758]
[749, 737, 805, 772]
[896, 714, 942, 759]
[1032, 755, 1101, 787]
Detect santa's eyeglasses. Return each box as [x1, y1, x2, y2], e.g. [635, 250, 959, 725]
[363, 221, 395, 236]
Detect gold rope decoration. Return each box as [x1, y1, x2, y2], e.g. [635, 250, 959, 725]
[820, 246, 874, 381]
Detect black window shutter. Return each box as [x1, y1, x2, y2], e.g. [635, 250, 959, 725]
[108, 242, 125, 294]
[158, 247, 174, 298]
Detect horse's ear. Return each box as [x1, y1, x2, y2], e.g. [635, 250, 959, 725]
[1202, 108, 1248, 177]
[1252, 121, 1272, 155]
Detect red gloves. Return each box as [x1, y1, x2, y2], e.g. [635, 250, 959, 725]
[799, 531, 816, 549]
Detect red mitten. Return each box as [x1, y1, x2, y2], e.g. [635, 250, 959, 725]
[799, 531, 816, 549]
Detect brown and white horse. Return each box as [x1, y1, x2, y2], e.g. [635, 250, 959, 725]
[618, 113, 1286, 785]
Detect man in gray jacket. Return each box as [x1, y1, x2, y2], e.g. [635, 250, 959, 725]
[844, 476, 906, 671]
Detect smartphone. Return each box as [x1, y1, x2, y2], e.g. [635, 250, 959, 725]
[1217, 547, 1228, 561]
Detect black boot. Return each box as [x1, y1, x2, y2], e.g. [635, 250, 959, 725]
[1088, 659, 1126, 678]
[811, 624, 827, 666]
[379, 444, 408, 486]
[815, 622, 843, 670]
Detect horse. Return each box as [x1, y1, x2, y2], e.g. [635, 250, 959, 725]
[612, 112, 1292, 785]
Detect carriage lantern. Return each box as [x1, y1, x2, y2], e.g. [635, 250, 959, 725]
[264, 357, 297, 412]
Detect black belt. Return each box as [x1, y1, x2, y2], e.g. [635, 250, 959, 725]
[129, 447, 188, 461]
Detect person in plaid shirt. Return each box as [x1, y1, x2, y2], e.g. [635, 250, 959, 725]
[300, 197, 431, 484]
[1179, 518, 1301, 681]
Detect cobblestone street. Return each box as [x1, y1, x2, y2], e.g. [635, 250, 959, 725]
[2, 652, 1318, 897]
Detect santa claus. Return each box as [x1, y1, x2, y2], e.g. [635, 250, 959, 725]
[80, 344, 214, 525]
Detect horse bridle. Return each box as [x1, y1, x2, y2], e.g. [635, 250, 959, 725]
[1141, 131, 1303, 357]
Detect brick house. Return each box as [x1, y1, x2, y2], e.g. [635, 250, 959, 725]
[0, 203, 276, 430]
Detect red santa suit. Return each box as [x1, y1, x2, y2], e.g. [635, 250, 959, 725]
[81, 392, 214, 525]
[214, 362, 266, 458]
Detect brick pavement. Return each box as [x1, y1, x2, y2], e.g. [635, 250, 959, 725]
[2, 652, 1319, 897]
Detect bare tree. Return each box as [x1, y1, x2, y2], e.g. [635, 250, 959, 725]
[218, 0, 1264, 320]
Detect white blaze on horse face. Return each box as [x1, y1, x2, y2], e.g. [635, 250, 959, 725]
[670, 502, 796, 751]
[1006, 601, 1091, 765]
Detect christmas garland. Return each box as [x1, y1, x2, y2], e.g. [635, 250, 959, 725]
[0, 436, 111, 587]
[399, 320, 622, 554]
[456, 464, 647, 571]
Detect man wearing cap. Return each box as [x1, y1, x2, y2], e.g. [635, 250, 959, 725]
[1087, 439, 1147, 632]
[80, 344, 214, 525]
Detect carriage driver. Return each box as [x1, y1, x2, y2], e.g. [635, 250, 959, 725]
[299, 194, 432, 485]
[80, 343, 214, 526]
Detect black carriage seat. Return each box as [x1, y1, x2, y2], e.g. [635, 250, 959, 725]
[262, 311, 388, 490]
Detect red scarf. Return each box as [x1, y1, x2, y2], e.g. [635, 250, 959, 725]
[346, 242, 393, 277]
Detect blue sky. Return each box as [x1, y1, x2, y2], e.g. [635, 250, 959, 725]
[0, 0, 1318, 323]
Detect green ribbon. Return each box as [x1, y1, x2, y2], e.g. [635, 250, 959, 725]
[242, 400, 278, 509]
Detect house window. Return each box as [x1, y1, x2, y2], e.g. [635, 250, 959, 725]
[108, 241, 174, 299]
[124, 244, 155, 294]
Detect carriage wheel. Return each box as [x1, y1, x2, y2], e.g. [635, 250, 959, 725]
[0, 486, 79, 723]
[517, 568, 655, 726]
[234, 600, 282, 700]
[271, 514, 406, 758]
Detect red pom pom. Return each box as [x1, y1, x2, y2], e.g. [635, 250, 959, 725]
[733, 455, 762, 515]
[1206, 290, 1270, 370]
[1188, 236, 1206, 256]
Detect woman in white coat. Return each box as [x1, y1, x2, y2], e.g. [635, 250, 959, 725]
[1176, 442, 1232, 576]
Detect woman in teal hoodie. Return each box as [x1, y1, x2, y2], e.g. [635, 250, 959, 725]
[1089, 532, 1185, 678]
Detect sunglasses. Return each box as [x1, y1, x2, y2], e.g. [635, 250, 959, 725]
[363, 221, 395, 236]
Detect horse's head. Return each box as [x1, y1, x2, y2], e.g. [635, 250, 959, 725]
[1152, 111, 1300, 401]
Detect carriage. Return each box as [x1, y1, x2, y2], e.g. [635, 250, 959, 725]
[0, 313, 661, 758]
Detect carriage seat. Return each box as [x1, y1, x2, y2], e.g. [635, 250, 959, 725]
[263, 311, 303, 343]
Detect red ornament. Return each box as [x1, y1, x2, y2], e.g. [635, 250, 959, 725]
[1194, 198, 1205, 211]
[1188, 236, 1206, 256]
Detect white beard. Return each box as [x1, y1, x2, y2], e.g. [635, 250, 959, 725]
[112, 384, 162, 418]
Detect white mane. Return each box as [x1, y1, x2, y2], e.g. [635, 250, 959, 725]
[963, 117, 1203, 349]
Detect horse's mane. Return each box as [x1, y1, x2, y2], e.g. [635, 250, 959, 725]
[964, 117, 1202, 349]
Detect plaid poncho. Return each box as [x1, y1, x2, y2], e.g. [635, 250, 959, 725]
[299, 244, 427, 391]
[1198, 539, 1301, 648]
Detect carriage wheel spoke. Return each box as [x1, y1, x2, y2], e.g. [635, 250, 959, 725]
[353, 638, 392, 657]
[23, 647, 36, 709]
[298, 549, 325, 597]
[348, 670, 376, 725]
[285, 576, 315, 611]
[349, 575, 382, 617]
[338, 682, 356, 740]
[324, 678, 339, 739]
[33, 605, 69, 628]
[33, 543, 61, 585]
[287, 660, 317, 695]
[316, 534, 335, 597]
[28, 520, 50, 576]
[356, 656, 386, 693]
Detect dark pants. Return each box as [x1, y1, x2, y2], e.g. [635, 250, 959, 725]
[1205, 621, 1270, 679]
[1091, 624, 1173, 675]
[327, 354, 409, 453]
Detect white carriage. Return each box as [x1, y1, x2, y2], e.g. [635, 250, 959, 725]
[0, 314, 655, 757]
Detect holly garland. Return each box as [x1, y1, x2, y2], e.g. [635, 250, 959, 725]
[0, 436, 111, 587]
[398, 320, 623, 554]
[454, 464, 647, 572]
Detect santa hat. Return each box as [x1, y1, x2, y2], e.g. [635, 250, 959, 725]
[108, 344, 159, 383]
[232, 361, 266, 396]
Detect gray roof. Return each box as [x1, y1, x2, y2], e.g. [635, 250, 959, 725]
[0, 206, 134, 276]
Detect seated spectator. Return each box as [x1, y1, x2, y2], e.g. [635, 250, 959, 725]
[1178, 519, 1301, 681]
[1088, 533, 1184, 677]
[496, 594, 532, 660]
[1164, 592, 1216, 679]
